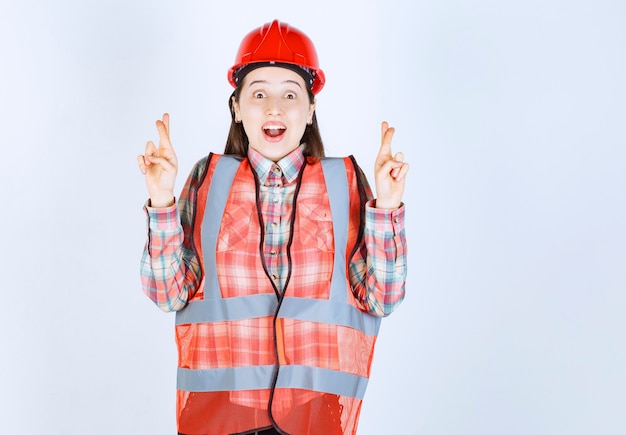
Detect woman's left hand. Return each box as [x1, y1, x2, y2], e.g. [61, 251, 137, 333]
[373, 121, 409, 209]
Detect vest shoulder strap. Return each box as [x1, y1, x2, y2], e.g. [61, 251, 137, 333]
[201, 154, 242, 300]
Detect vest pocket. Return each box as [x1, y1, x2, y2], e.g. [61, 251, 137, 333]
[297, 202, 334, 252]
[217, 204, 255, 251]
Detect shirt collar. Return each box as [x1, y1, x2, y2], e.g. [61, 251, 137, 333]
[247, 145, 305, 186]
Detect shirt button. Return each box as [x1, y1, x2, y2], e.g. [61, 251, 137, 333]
[394, 217, 399, 224]
[271, 222, 278, 228]
[270, 249, 277, 255]
[273, 166, 282, 174]
[272, 196, 280, 204]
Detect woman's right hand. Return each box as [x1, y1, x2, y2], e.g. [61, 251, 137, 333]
[137, 113, 178, 208]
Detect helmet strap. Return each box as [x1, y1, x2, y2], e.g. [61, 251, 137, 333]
[234, 62, 316, 91]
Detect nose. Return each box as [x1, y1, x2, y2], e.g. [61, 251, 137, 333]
[265, 96, 283, 116]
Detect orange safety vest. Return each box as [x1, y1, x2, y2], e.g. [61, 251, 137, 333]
[175, 154, 381, 435]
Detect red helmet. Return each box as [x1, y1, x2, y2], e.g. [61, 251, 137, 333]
[228, 19, 326, 94]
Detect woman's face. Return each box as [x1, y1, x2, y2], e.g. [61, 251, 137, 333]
[233, 66, 316, 162]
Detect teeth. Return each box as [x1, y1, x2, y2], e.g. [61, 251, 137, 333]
[263, 124, 286, 138]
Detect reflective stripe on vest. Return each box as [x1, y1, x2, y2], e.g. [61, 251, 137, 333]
[178, 364, 369, 399]
[175, 294, 378, 335]
[175, 155, 380, 400]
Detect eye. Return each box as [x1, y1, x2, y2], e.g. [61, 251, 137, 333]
[285, 92, 296, 99]
[253, 91, 265, 99]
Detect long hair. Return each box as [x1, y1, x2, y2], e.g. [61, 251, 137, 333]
[224, 84, 325, 158]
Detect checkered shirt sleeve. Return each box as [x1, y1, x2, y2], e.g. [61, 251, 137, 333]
[348, 167, 407, 317]
[139, 158, 206, 312]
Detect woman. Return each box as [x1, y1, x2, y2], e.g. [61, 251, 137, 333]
[138, 19, 409, 435]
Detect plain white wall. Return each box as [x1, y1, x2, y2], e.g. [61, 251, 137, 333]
[1, 0, 625, 434]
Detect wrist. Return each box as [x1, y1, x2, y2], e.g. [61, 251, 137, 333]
[374, 198, 400, 210]
[149, 196, 175, 208]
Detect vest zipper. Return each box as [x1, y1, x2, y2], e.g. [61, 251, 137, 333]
[263, 159, 307, 435]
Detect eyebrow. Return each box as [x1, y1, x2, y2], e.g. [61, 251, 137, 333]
[247, 79, 303, 89]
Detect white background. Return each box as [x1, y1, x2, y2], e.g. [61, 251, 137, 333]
[1, 0, 625, 434]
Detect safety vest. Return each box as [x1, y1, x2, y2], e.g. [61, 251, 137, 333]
[174, 154, 381, 435]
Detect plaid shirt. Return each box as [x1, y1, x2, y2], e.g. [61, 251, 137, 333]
[141, 146, 406, 316]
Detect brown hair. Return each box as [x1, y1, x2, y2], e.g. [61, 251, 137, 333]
[224, 84, 325, 158]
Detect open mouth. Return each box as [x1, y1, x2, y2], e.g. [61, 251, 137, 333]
[263, 123, 286, 139]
